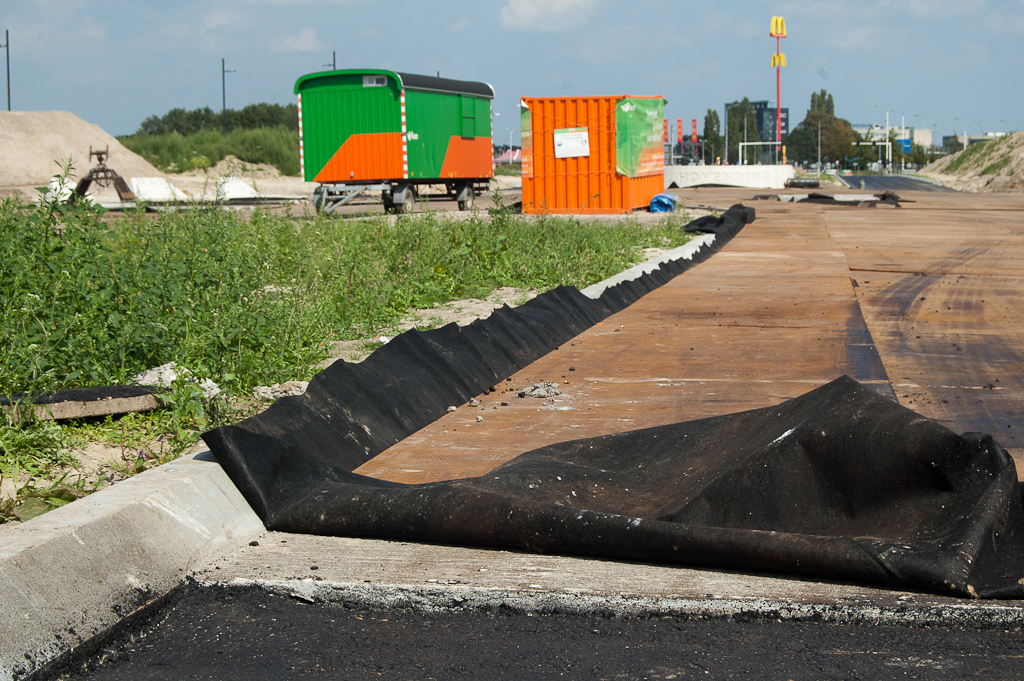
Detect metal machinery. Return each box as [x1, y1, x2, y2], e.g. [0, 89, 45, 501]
[73, 146, 136, 203]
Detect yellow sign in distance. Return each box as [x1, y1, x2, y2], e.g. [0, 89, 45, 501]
[770, 16, 787, 38]
[771, 53, 787, 68]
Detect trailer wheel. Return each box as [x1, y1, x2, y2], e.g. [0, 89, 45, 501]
[395, 186, 415, 215]
[312, 186, 327, 213]
[458, 186, 475, 211]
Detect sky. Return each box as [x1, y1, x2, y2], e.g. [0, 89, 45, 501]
[3, 0, 1023, 142]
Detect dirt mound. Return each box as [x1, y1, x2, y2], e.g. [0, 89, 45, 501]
[919, 131, 1024, 192]
[0, 111, 165, 188]
[178, 155, 285, 181]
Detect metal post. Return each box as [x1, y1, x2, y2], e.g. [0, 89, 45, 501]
[221, 58, 235, 135]
[724, 104, 728, 165]
[2, 30, 9, 111]
[333, 51, 336, 70]
[817, 120, 821, 177]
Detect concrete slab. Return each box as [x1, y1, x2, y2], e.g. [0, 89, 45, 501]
[665, 165, 794, 190]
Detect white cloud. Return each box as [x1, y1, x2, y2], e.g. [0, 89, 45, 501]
[836, 25, 876, 49]
[499, 0, 598, 31]
[271, 26, 322, 52]
[450, 18, 470, 32]
[204, 11, 237, 30]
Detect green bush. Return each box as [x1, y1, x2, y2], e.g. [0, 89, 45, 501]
[119, 127, 300, 176]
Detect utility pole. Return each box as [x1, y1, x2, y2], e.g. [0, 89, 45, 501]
[1, 30, 9, 111]
[221, 58, 235, 135]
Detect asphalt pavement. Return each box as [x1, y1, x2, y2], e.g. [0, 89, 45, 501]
[838, 174, 952, 192]
[57, 583, 1024, 680]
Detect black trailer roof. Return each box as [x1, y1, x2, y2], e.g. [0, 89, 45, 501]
[295, 69, 495, 99]
[396, 72, 494, 99]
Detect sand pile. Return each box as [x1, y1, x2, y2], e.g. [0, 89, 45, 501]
[0, 111, 164, 190]
[919, 131, 1024, 192]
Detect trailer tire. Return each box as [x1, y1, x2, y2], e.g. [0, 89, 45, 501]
[458, 186, 475, 211]
[395, 185, 415, 215]
[313, 186, 327, 213]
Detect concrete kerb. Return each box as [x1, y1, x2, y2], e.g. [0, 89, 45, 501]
[580, 234, 716, 299]
[0, 452, 263, 681]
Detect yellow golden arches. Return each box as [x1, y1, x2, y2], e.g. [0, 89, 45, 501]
[771, 53, 787, 68]
[770, 16, 787, 38]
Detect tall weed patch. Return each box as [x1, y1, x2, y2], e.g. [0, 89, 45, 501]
[1, 198, 690, 397]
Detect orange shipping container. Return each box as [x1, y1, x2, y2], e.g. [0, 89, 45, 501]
[521, 95, 666, 214]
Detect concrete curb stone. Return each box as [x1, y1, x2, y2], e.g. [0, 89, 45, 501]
[0, 452, 263, 681]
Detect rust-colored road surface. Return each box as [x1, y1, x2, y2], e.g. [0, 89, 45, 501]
[357, 189, 1024, 483]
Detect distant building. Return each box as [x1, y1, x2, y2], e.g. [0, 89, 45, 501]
[750, 101, 789, 142]
[853, 124, 934, 150]
[941, 131, 1008, 149]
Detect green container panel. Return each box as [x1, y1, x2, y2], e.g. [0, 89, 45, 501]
[296, 69, 494, 184]
[296, 71, 403, 183]
[405, 89, 492, 179]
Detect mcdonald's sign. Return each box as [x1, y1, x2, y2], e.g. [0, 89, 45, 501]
[771, 53, 787, 68]
[770, 16, 786, 38]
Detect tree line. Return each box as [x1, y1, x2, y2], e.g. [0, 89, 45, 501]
[700, 90, 940, 170]
[135, 103, 299, 136]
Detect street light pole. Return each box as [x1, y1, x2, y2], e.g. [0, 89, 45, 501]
[724, 103, 729, 165]
[817, 119, 821, 177]
[221, 58, 235, 135]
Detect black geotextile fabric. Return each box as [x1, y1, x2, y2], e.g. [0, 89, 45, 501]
[204, 203, 1024, 598]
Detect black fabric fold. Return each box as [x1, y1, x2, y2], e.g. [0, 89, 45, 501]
[204, 204, 1024, 598]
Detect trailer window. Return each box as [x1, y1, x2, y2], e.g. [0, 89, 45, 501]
[363, 75, 387, 87]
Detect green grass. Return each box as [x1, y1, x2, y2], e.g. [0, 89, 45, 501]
[119, 127, 300, 176]
[494, 162, 522, 176]
[944, 139, 993, 174]
[1, 178, 694, 518]
[981, 156, 1012, 176]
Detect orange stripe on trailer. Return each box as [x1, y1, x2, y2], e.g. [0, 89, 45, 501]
[313, 132, 406, 183]
[438, 136, 494, 178]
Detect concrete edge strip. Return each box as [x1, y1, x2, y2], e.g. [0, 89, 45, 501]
[208, 578, 1024, 629]
[581, 234, 716, 299]
[0, 453, 264, 681]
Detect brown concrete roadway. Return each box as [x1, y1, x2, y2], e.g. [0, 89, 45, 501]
[357, 188, 1024, 484]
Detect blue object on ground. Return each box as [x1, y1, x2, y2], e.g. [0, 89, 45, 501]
[650, 193, 679, 212]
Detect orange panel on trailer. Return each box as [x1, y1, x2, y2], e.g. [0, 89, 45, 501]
[313, 132, 406, 183]
[521, 95, 665, 214]
[439, 137, 494, 178]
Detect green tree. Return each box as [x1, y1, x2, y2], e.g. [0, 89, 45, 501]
[703, 109, 722, 163]
[785, 90, 856, 168]
[809, 89, 835, 116]
[135, 103, 299, 136]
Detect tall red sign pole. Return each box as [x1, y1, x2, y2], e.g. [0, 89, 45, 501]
[770, 16, 787, 164]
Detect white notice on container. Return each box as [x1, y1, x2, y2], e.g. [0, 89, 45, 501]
[554, 127, 590, 159]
